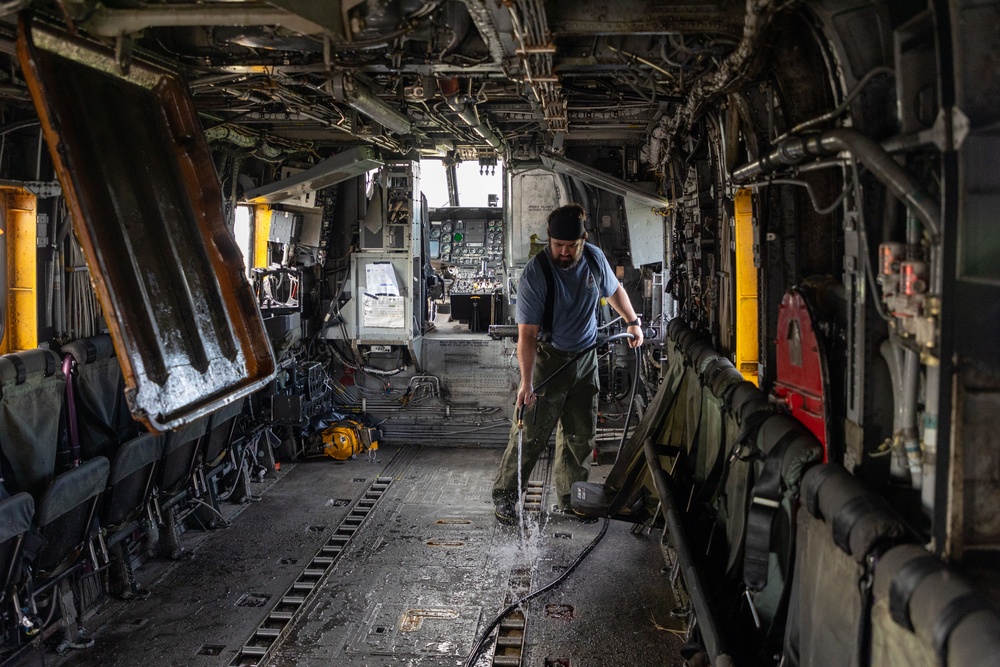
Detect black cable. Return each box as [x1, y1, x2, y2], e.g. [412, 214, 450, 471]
[463, 517, 611, 667]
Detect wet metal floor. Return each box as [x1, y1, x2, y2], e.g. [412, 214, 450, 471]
[21, 446, 684, 667]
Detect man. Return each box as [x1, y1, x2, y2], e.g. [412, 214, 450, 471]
[493, 203, 644, 524]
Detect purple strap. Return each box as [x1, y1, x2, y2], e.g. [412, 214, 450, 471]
[62, 354, 80, 467]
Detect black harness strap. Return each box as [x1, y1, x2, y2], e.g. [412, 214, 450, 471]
[711, 406, 775, 505]
[538, 249, 556, 336]
[743, 428, 801, 591]
[889, 554, 944, 631]
[538, 244, 603, 340]
[931, 592, 997, 665]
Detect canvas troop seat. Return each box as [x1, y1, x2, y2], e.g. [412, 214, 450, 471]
[0, 492, 34, 638]
[190, 398, 246, 529]
[155, 416, 209, 559]
[27, 456, 109, 651]
[783, 463, 908, 667]
[31, 457, 109, 582]
[98, 431, 162, 598]
[0, 350, 67, 499]
[101, 432, 163, 541]
[573, 318, 699, 519]
[870, 544, 1000, 667]
[61, 334, 140, 460]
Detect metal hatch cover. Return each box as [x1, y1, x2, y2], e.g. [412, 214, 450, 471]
[18, 19, 275, 431]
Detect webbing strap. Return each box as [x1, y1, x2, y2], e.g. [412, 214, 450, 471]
[889, 554, 944, 631]
[538, 250, 555, 337]
[831, 494, 887, 555]
[710, 406, 774, 504]
[538, 245, 603, 340]
[931, 593, 996, 664]
[8, 355, 25, 386]
[82, 338, 98, 364]
[743, 428, 800, 591]
[804, 463, 840, 519]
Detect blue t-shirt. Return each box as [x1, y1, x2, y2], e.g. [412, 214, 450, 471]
[516, 243, 619, 352]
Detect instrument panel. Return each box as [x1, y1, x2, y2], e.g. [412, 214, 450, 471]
[429, 210, 504, 293]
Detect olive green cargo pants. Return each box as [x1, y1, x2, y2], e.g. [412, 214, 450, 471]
[492, 344, 598, 509]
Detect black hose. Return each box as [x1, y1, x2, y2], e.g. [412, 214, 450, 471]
[465, 336, 640, 665]
[614, 345, 642, 463]
[463, 518, 611, 667]
[532, 332, 636, 395]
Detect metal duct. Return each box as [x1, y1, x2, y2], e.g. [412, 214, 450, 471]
[80, 1, 324, 37]
[330, 72, 414, 136]
[540, 151, 669, 209]
[244, 146, 383, 204]
[444, 94, 502, 150]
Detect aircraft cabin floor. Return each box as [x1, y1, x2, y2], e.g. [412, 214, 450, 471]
[15, 445, 685, 667]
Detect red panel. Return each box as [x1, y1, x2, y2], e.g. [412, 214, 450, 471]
[773, 291, 829, 460]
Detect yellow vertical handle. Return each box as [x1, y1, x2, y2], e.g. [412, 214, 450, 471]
[734, 188, 759, 386]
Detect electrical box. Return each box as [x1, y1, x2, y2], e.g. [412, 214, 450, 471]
[349, 251, 419, 343]
[361, 161, 421, 252]
[269, 211, 300, 244]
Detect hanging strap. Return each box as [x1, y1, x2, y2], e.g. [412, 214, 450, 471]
[742, 427, 801, 591]
[62, 355, 80, 467]
[711, 406, 775, 505]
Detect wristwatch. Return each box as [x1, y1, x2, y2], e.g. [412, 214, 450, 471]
[625, 317, 641, 327]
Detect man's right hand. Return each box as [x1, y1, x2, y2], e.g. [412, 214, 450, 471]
[516, 383, 537, 410]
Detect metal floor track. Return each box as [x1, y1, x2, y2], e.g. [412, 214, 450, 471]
[26, 446, 683, 667]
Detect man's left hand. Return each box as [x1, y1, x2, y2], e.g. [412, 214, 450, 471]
[627, 324, 644, 348]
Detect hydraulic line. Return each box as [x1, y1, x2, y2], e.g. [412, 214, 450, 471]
[730, 128, 941, 240]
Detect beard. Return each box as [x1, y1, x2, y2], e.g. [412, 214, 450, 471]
[553, 253, 581, 268]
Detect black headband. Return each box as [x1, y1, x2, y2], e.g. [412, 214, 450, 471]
[547, 208, 586, 240]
